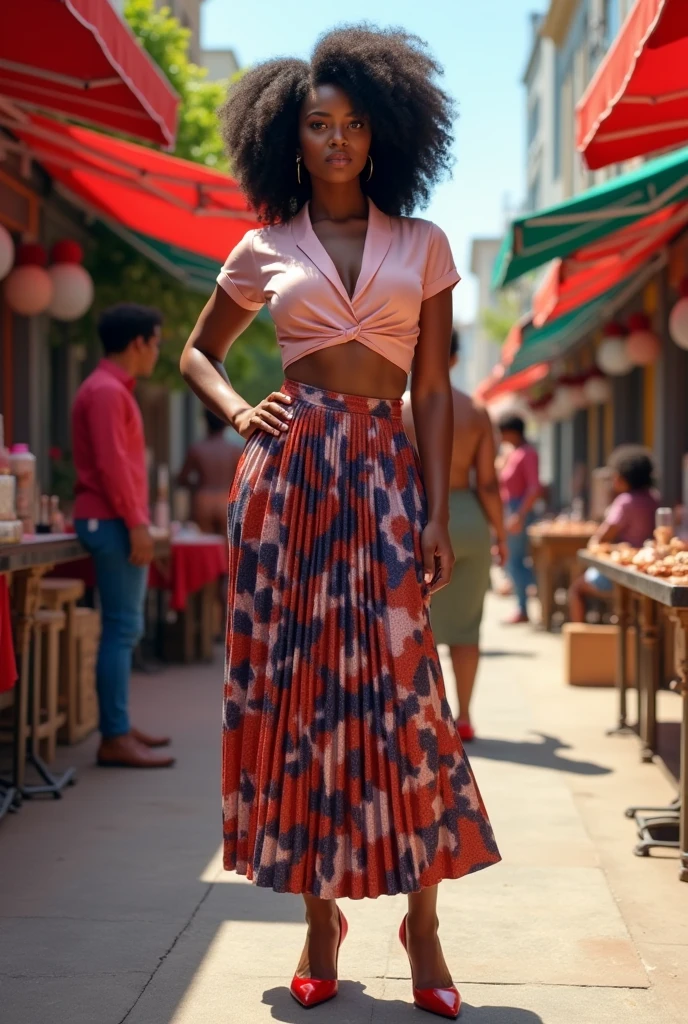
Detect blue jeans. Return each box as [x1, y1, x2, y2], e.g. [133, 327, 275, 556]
[74, 519, 147, 738]
[506, 499, 535, 615]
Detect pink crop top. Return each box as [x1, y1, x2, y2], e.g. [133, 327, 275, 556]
[216, 199, 460, 374]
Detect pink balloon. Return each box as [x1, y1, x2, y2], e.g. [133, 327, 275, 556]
[626, 329, 661, 366]
[4, 265, 53, 316]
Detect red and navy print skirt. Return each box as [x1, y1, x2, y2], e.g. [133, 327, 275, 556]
[223, 381, 500, 899]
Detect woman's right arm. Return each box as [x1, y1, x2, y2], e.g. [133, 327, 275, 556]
[475, 410, 508, 565]
[180, 287, 291, 438]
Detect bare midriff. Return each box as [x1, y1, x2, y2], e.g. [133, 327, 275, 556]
[285, 340, 408, 400]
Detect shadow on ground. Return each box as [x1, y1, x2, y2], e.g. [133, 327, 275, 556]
[481, 650, 536, 659]
[471, 732, 613, 776]
[263, 984, 544, 1023]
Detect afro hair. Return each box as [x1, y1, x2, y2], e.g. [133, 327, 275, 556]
[219, 24, 455, 224]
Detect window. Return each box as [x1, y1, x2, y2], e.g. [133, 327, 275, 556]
[605, 0, 621, 47]
[527, 170, 542, 213]
[527, 97, 541, 147]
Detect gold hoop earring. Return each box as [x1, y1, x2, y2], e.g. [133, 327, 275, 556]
[296, 155, 302, 186]
[366, 155, 374, 182]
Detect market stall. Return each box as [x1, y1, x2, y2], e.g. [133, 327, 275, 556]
[578, 545, 688, 882]
[0, 532, 171, 815]
[528, 520, 598, 630]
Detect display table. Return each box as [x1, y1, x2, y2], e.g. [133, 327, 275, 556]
[0, 533, 171, 808]
[578, 551, 688, 882]
[528, 523, 598, 630]
[149, 533, 227, 662]
[149, 532, 226, 612]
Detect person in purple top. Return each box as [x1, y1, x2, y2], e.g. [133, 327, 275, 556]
[570, 447, 660, 623]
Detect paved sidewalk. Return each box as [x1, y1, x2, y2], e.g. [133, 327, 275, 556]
[1, 594, 686, 1024]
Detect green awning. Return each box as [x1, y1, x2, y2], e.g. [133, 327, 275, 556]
[129, 232, 222, 294]
[126, 231, 269, 321]
[492, 143, 688, 289]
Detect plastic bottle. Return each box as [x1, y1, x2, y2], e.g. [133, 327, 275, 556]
[50, 495, 65, 534]
[9, 443, 37, 536]
[0, 414, 16, 524]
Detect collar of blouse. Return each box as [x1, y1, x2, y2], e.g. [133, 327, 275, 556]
[290, 198, 393, 308]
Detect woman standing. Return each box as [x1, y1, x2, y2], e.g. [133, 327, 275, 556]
[181, 26, 499, 1019]
[404, 331, 507, 742]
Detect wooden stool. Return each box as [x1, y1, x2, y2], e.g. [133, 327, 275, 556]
[32, 609, 68, 763]
[39, 578, 96, 744]
[63, 607, 100, 743]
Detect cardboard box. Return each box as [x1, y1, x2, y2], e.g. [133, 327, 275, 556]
[563, 622, 637, 687]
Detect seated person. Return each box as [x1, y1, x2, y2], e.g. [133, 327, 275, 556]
[569, 448, 660, 623]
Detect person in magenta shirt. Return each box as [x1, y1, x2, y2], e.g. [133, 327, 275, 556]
[72, 304, 174, 769]
[498, 414, 541, 623]
[570, 448, 660, 622]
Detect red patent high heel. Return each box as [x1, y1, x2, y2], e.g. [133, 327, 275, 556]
[399, 914, 461, 1019]
[290, 908, 348, 1009]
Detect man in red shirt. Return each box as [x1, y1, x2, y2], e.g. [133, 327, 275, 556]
[72, 304, 174, 768]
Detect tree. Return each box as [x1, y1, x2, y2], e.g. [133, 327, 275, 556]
[481, 291, 522, 348]
[124, 0, 229, 169]
[59, 1, 281, 398]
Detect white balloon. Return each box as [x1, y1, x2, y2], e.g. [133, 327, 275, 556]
[583, 375, 612, 405]
[669, 297, 688, 351]
[596, 337, 633, 376]
[47, 264, 94, 321]
[3, 265, 54, 316]
[626, 329, 661, 366]
[548, 387, 576, 421]
[0, 224, 14, 281]
[557, 383, 587, 411]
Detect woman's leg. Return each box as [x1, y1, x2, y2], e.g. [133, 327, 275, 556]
[450, 644, 479, 724]
[295, 895, 341, 980]
[406, 885, 453, 989]
[569, 577, 607, 623]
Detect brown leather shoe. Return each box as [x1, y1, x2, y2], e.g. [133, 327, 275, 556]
[97, 734, 175, 769]
[131, 726, 171, 748]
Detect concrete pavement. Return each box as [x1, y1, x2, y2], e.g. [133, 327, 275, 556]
[1, 593, 686, 1024]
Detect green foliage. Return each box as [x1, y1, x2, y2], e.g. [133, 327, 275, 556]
[481, 291, 522, 347]
[60, 226, 280, 394]
[58, 1, 280, 397]
[124, 0, 228, 168]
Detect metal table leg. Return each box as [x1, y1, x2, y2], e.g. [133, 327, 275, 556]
[639, 596, 659, 763]
[608, 584, 634, 735]
[669, 609, 688, 882]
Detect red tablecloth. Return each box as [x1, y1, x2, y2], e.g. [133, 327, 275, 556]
[149, 537, 227, 611]
[46, 534, 227, 612]
[0, 576, 17, 692]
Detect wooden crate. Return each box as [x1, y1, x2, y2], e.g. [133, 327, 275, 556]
[563, 623, 637, 687]
[59, 607, 100, 744]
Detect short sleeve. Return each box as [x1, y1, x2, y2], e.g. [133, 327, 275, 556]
[216, 231, 265, 311]
[422, 223, 461, 301]
[605, 493, 631, 529]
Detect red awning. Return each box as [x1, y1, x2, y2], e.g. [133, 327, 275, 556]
[577, 0, 688, 170]
[9, 115, 256, 264]
[532, 201, 688, 326]
[475, 363, 549, 405]
[0, 0, 179, 147]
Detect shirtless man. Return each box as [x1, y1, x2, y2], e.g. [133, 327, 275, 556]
[403, 330, 507, 740]
[177, 409, 243, 534]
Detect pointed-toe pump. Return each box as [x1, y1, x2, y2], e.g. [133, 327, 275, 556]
[399, 914, 461, 1019]
[290, 908, 348, 1009]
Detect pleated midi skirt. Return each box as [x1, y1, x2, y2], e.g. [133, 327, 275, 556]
[223, 381, 500, 899]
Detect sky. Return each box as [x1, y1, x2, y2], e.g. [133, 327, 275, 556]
[203, 0, 546, 323]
